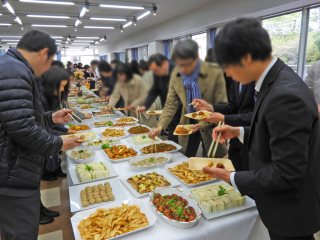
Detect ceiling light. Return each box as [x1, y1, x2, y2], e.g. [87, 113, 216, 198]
[90, 17, 126, 22]
[76, 36, 99, 39]
[152, 4, 157, 16]
[94, 41, 99, 45]
[51, 36, 63, 39]
[83, 26, 114, 29]
[137, 11, 150, 20]
[1, 39, 20, 41]
[74, 27, 77, 32]
[27, 14, 70, 19]
[3, 1, 15, 14]
[99, 4, 144, 10]
[73, 40, 94, 43]
[123, 21, 132, 28]
[32, 24, 67, 28]
[100, 36, 107, 42]
[19, 0, 74, 5]
[0, 13, 2, 16]
[75, 19, 81, 27]
[79, 6, 88, 18]
[7, 42, 17, 45]
[0, 35, 21, 38]
[0, 23, 12, 26]
[14, 16, 22, 25]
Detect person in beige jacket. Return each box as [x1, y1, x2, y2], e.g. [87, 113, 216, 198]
[107, 63, 147, 116]
[150, 39, 228, 157]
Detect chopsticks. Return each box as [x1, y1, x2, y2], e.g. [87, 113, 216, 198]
[65, 108, 82, 123]
[207, 121, 224, 158]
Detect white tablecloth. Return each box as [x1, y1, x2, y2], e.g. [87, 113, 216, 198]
[66, 114, 270, 240]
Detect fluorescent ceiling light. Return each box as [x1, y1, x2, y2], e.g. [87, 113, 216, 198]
[19, 0, 74, 5]
[7, 42, 17, 45]
[0, 23, 12, 26]
[0, 13, 2, 16]
[1, 39, 20, 42]
[90, 17, 126, 22]
[15, 17, 23, 25]
[32, 24, 67, 28]
[83, 26, 114, 29]
[73, 40, 94, 42]
[0, 35, 21, 38]
[75, 19, 81, 27]
[123, 21, 132, 28]
[79, 6, 88, 18]
[51, 36, 63, 39]
[3, 2, 15, 14]
[27, 14, 70, 19]
[76, 36, 99, 39]
[137, 11, 150, 20]
[100, 4, 144, 10]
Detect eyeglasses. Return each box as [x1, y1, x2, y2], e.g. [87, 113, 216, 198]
[176, 59, 196, 69]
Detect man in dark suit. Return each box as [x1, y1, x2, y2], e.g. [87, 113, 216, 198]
[204, 18, 320, 240]
[193, 80, 255, 170]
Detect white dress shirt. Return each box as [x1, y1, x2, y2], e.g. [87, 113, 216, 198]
[230, 57, 277, 190]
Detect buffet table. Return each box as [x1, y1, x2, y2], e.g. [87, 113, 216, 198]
[66, 92, 269, 240]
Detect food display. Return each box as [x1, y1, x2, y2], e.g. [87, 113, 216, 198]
[104, 145, 137, 160]
[102, 128, 126, 138]
[152, 193, 197, 222]
[174, 125, 192, 135]
[93, 120, 113, 127]
[80, 182, 114, 207]
[69, 124, 90, 131]
[84, 139, 119, 149]
[77, 204, 149, 239]
[68, 149, 95, 163]
[76, 98, 91, 104]
[168, 162, 214, 185]
[116, 117, 138, 123]
[130, 135, 161, 145]
[146, 110, 163, 115]
[80, 104, 95, 109]
[61, 132, 97, 142]
[93, 110, 116, 116]
[127, 172, 171, 194]
[76, 162, 109, 183]
[141, 143, 177, 154]
[185, 110, 211, 120]
[130, 154, 171, 169]
[190, 183, 246, 213]
[128, 125, 150, 135]
[188, 157, 234, 171]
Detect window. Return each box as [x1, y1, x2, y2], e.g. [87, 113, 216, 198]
[192, 32, 207, 60]
[263, 11, 302, 72]
[304, 7, 320, 78]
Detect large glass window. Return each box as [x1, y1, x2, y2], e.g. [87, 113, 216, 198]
[304, 7, 320, 78]
[263, 11, 302, 72]
[192, 32, 207, 60]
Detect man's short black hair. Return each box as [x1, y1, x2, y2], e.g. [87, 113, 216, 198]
[115, 62, 133, 81]
[171, 39, 199, 61]
[139, 60, 149, 71]
[90, 60, 99, 66]
[215, 18, 272, 67]
[84, 64, 90, 70]
[98, 60, 112, 73]
[147, 53, 167, 67]
[51, 60, 65, 68]
[17, 30, 57, 58]
[205, 48, 217, 63]
[111, 59, 120, 65]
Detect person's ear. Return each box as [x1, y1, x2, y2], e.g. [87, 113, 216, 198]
[39, 48, 49, 61]
[241, 54, 252, 67]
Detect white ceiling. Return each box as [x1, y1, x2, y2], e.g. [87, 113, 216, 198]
[0, 0, 214, 48]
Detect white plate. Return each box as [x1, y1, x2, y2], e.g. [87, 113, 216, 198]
[140, 140, 182, 155]
[188, 182, 256, 220]
[126, 125, 151, 136]
[129, 153, 173, 171]
[165, 161, 218, 187]
[115, 116, 139, 123]
[102, 144, 140, 163]
[69, 178, 130, 213]
[128, 135, 162, 146]
[121, 168, 181, 198]
[149, 187, 201, 228]
[68, 153, 118, 185]
[71, 198, 157, 240]
[100, 127, 129, 140]
[66, 147, 95, 164]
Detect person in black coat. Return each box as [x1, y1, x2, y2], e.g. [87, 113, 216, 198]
[0, 30, 81, 239]
[204, 18, 320, 240]
[136, 53, 182, 143]
[193, 81, 255, 170]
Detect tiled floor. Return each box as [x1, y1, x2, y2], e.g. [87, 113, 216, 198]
[38, 177, 75, 240]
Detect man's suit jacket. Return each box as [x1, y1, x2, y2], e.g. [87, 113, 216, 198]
[236, 59, 320, 236]
[214, 81, 255, 170]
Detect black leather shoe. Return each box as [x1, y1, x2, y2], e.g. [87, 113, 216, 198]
[39, 213, 54, 225]
[41, 206, 60, 218]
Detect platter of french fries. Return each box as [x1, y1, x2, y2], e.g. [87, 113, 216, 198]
[71, 198, 157, 240]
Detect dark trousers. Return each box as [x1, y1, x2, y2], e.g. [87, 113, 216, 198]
[0, 191, 40, 240]
[269, 231, 315, 240]
[185, 131, 205, 158]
